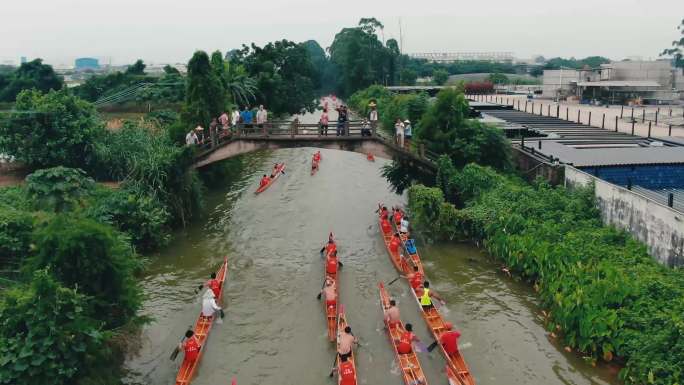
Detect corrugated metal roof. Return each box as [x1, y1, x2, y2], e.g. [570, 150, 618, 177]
[575, 80, 661, 87]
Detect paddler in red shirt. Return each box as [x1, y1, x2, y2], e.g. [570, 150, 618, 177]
[393, 207, 403, 226]
[440, 322, 462, 358]
[389, 232, 402, 253]
[313, 151, 321, 162]
[179, 330, 200, 365]
[338, 355, 356, 385]
[408, 265, 423, 291]
[259, 174, 270, 188]
[380, 214, 392, 234]
[396, 323, 420, 354]
[326, 250, 339, 275]
[203, 272, 221, 298]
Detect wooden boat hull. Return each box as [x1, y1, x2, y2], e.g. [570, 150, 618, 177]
[324, 245, 338, 342]
[378, 282, 427, 385]
[255, 163, 286, 194]
[175, 257, 229, 385]
[377, 208, 423, 276]
[337, 305, 357, 385]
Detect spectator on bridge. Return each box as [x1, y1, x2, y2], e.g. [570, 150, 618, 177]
[256, 105, 268, 126]
[219, 111, 230, 130]
[369, 101, 378, 128]
[231, 109, 240, 127]
[320, 108, 329, 136]
[336, 105, 348, 136]
[185, 128, 199, 146]
[404, 119, 412, 149]
[361, 118, 372, 137]
[209, 118, 218, 145]
[195, 125, 205, 144]
[394, 118, 405, 148]
[241, 106, 253, 128]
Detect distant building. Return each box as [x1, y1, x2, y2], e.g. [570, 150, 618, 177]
[20, 56, 27, 64]
[75, 57, 100, 71]
[542, 60, 684, 104]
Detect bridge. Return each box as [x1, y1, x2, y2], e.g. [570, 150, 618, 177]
[192, 120, 438, 172]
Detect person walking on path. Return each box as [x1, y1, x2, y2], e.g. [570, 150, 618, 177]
[394, 118, 405, 148]
[320, 108, 329, 136]
[404, 119, 412, 150]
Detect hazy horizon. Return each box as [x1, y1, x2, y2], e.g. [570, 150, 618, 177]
[2, 0, 682, 66]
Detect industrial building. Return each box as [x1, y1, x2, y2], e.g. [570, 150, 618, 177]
[542, 60, 684, 104]
[75, 57, 100, 71]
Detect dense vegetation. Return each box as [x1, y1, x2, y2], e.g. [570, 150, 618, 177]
[661, 18, 684, 68]
[407, 161, 684, 385]
[0, 59, 63, 102]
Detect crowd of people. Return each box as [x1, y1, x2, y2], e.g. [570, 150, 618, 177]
[185, 105, 269, 146]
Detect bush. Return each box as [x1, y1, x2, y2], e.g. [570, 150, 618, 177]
[0, 270, 106, 385]
[0, 207, 33, 265]
[27, 215, 141, 327]
[26, 167, 95, 213]
[0, 186, 30, 211]
[87, 186, 170, 252]
[0, 89, 104, 169]
[409, 163, 684, 385]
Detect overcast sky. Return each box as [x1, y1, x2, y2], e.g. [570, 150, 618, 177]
[1, 0, 682, 66]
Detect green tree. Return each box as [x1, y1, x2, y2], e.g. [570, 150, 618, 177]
[0, 270, 106, 385]
[26, 167, 95, 213]
[661, 18, 684, 68]
[432, 68, 449, 85]
[182, 51, 225, 128]
[125, 59, 146, 75]
[234, 40, 317, 114]
[163, 64, 180, 75]
[0, 89, 104, 169]
[488, 72, 509, 84]
[0, 59, 63, 102]
[28, 214, 141, 327]
[400, 68, 417, 86]
[0, 206, 33, 266]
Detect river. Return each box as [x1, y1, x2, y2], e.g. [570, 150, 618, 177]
[123, 146, 620, 385]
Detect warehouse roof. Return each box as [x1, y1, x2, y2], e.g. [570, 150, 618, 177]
[527, 140, 684, 167]
[575, 80, 661, 87]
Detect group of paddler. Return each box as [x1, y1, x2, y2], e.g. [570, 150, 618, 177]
[311, 151, 322, 174]
[257, 163, 286, 192]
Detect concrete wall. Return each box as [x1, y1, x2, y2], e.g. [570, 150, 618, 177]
[512, 145, 565, 185]
[542, 69, 579, 98]
[565, 166, 684, 267]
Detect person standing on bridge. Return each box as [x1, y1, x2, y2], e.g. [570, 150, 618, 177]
[231, 109, 240, 129]
[336, 105, 348, 136]
[219, 111, 230, 131]
[241, 106, 253, 129]
[185, 129, 199, 146]
[369, 101, 378, 130]
[394, 118, 405, 148]
[404, 119, 412, 150]
[320, 108, 329, 136]
[256, 105, 268, 133]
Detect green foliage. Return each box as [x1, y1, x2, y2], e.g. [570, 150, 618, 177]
[410, 163, 684, 385]
[136, 72, 185, 103]
[182, 51, 225, 128]
[399, 68, 417, 86]
[0, 186, 30, 211]
[26, 167, 95, 213]
[234, 40, 317, 115]
[544, 56, 611, 70]
[125, 59, 146, 75]
[0, 207, 33, 265]
[86, 186, 170, 252]
[301, 40, 337, 93]
[0, 89, 104, 169]
[417, 88, 512, 170]
[0, 270, 106, 385]
[432, 69, 449, 85]
[487, 72, 509, 84]
[28, 215, 141, 328]
[146, 109, 179, 127]
[92, 123, 203, 226]
[660, 18, 684, 68]
[348, 85, 428, 135]
[0, 59, 63, 102]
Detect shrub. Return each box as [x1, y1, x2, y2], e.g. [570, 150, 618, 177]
[0, 207, 33, 265]
[26, 167, 95, 212]
[0, 270, 105, 385]
[27, 215, 141, 327]
[0, 89, 104, 169]
[0, 186, 30, 211]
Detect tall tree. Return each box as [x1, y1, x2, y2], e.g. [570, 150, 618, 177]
[0, 59, 63, 102]
[182, 51, 225, 127]
[125, 59, 146, 75]
[233, 40, 317, 114]
[661, 18, 684, 68]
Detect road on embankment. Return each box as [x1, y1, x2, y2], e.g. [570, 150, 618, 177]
[123, 145, 620, 385]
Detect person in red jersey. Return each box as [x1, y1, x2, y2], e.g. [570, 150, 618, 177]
[397, 323, 420, 354]
[338, 354, 356, 385]
[440, 322, 462, 357]
[179, 330, 200, 365]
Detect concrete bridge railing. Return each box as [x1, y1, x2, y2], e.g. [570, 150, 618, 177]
[191, 120, 438, 170]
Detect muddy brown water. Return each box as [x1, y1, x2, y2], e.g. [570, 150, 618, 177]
[123, 147, 619, 385]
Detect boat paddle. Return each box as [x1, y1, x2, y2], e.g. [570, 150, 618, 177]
[169, 325, 193, 361]
[316, 279, 327, 300]
[387, 275, 403, 285]
[327, 354, 338, 377]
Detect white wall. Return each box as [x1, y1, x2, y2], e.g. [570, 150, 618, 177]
[565, 166, 684, 267]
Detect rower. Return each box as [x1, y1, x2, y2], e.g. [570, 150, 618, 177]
[400, 216, 409, 235]
[419, 281, 446, 310]
[325, 238, 337, 256]
[178, 330, 200, 366]
[314, 151, 321, 162]
[384, 299, 401, 329]
[321, 278, 336, 308]
[380, 214, 392, 234]
[380, 205, 389, 218]
[440, 322, 462, 358]
[389, 232, 401, 253]
[270, 163, 280, 178]
[338, 354, 356, 385]
[200, 272, 221, 298]
[393, 207, 402, 226]
[311, 157, 319, 171]
[326, 250, 339, 275]
[259, 174, 270, 188]
[408, 265, 423, 291]
[338, 326, 357, 361]
[397, 323, 420, 354]
[202, 289, 223, 318]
